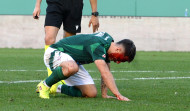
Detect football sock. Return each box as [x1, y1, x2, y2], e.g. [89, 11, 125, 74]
[61, 84, 83, 97]
[45, 66, 68, 87]
[47, 68, 52, 77]
[45, 45, 50, 51]
[45, 45, 53, 77]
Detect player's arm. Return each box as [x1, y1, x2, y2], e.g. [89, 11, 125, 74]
[95, 60, 130, 101]
[33, 0, 42, 19]
[89, 0, 99, 33]
[101, 63, 116, 99]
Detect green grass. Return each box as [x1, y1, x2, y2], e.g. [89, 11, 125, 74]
[0, 48, 190, 111]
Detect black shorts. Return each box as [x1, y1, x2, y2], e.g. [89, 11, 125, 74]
[45, 0, 83, 33]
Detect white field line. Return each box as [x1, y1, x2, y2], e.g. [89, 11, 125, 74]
[0, 70, 45, 72]
[0, 69, 190, 73]
[1, 77, 190, 84]
[0, 80, 41, 84]
[133, 76, 190, 80]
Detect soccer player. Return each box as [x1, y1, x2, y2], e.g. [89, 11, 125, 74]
[37, 32, 136, 101]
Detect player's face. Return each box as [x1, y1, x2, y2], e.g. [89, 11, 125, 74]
[108, 53, 129, 64]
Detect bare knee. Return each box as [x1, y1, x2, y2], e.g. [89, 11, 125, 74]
[45, 35, 56, 45]
[60, 61, 79, 77]
[85, 90, 97, 98]
[44, 26, 59, 45]
[77, 85, 97, 98]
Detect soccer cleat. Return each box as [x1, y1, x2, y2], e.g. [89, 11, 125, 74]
[50, 81, 63, 95]
[36, 81, 64, 94]
[37, 81, 50, 99]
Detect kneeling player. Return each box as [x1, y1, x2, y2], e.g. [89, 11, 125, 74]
[37, 32, 136, 101]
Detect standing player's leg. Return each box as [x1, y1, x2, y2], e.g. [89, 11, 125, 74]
[44, 26, 59, 76]
[43, 26, 67, 94]
[44, 0, 62, 77]
[44, 26, 59, 46]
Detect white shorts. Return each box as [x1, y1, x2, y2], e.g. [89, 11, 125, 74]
[44, 47, 94, 86]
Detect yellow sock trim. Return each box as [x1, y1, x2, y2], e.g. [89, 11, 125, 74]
[45, 45, 50, 51]
[45, 45, 51, 77]
[61, 80, 66, 84]
[47, 67, 52, 77]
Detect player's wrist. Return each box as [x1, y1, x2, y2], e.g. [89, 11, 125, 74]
[102, 94, 107, 98]
[35, 5, 41, 9]
[114, 93, 122, 99]
[91, 12, 99, 17]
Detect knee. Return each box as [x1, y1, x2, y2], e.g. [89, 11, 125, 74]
[86, 92, 97, 98]
[68, 64, 79, 75]
[60, 61, 79, 77]
[84, 89, 97, 98]
[44, 35, 56, 45]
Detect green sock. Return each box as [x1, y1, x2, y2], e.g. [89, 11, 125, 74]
[45, 67, 68, 87]
[61, 84, 83, 97]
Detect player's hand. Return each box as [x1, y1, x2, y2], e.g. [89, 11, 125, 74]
[88, 16, 99, 33]
[115, 94, 131, 101]
[33, 7, 41, 20]
[102, 95, 116, 99]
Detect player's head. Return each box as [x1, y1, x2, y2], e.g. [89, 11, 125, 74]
[108, 39, 136, 64]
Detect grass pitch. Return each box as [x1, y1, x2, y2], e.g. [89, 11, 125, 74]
[0, 48, 190, 111]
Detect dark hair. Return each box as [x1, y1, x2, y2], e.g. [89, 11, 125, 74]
[117, 39, 136, 62]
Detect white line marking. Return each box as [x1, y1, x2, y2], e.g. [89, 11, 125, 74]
[0, 80, 41, 84]
[0, 70, 45, 72]
[1, 77, 190, 84]
[133, 77, 190, 80]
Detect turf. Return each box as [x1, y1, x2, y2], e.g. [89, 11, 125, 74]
[0, 48, 190, 111]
